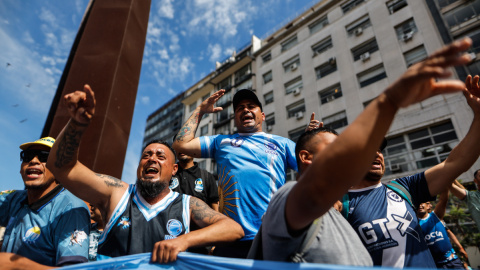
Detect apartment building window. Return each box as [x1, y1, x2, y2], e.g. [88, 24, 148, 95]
[342, 0, 366, 14]
[315, 59, 337, 79]
[288, 126, 306, 143]
[286, 169, 296, 181]
[404, 45, 427, 67]
[285, 77, 303, 95]
[286, 100, 306, 119]
[312, 37, 333, 57]
[281, 35, 298, 52]
[352, 39, 379, 62]
[383, 121, 458, 176]
[358, 64, 387, 88]
[323, 111, 348, 130]
[198, 160, 206, 170]
[215, 123, 230, 135]
[386, 0, 408, 14]
[236, 79, 252, 91]
[319, 83, 343, 104]
[346, 15, 371, 37]
[395, 18, 417, 41]
[265, 113, 275, 131]
[202, 93, 210, 101]
[436, 0, 459, 8]
[309, 16, 329, 34]
[444, 1, 480, 28]
[216, 90, 232, 108]
[189, 101, 197, 113]
[283, 55, 300, 73]
[263, 71, 272, 84]
[234, 64, 251, 85]
[200, 125, 209, 136]
[264, 91, 274, 105]
[218, 76, 232, 91]
[262, 52, 272, 63]
[216, 108, 230, 124]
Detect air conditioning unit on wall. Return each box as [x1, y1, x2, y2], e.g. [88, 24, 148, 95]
[267, 125, 273, 131]
[290, 63, 298, 71]
[361, 52, 370, 62]
[402, 31, 414, 42]
[296, 111, 304, 119]
[293, 87, 301, 96]
[354, 27, 363, 36]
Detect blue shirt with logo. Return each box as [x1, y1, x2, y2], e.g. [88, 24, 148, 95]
[200, 132, 297, 240]
[347, 172, 436, 268]
[419, 212, 459, 265]
[0, 186, 90, 266]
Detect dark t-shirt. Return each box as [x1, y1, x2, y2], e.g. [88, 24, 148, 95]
[170, 162, 219, 205]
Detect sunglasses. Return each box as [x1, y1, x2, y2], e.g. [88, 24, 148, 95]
[20, 150, 50, 163]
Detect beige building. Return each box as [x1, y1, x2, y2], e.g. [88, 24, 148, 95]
[144, 0, 480, 183]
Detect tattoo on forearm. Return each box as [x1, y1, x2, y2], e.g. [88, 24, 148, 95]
[55, 120, 86, 168]
[95, 173, 124, 188]
[176, 112, 200, 142]
[190, 197, 221, 225]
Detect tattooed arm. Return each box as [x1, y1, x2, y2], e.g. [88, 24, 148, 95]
[47, 85, 127, 220]
[172, 90, 225, 158]
[151, 197, 244, 263]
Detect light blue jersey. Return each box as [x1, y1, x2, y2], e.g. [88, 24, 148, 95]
[347, 172, 436, 268]
[419, 212, 459, 265]
[0, 186, 90, 266]
[200, 132, 297, 240]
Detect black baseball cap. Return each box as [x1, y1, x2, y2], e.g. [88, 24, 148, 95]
[233, 89, 263, 111]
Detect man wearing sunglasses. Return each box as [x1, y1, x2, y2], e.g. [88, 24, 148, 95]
[0, 137, 90, 268]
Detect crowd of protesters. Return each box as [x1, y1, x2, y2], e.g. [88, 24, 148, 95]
[1, 38, 480, 269]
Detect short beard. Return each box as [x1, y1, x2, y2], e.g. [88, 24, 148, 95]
[136, 179, 167, 199]
[24, 179, 56, 190]
[365, 171, 383, 182]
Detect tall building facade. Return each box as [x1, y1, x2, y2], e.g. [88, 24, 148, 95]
[143, 0, 480, 183]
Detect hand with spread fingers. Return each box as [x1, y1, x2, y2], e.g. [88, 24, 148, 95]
[385, 38, 472, 109]
[198, 89, 225, 115]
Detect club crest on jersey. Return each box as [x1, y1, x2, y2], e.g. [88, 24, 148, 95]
[170, 177, 179, 189]
[231, 138, 244, 147]
[387, 190, 403, 203]
[117, 217, 131, 229]
[165, 219, 183, 240]
[23, 226, 41, 243]
[69, 230, 88, 246]
[194, 178, 204, 192]
[264, 142, 278, 155]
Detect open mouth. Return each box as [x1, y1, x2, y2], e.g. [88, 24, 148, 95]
[242, 114, 254, 123]
[144, 167, 159, 177]
[25, 168, 43, 179]
[371, 160, 382, 169]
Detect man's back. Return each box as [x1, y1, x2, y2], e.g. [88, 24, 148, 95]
[260, 182, 372, 265]
[0, 187, 90, 266]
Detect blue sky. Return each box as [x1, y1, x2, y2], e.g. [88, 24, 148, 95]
[0, 0, 316, 191]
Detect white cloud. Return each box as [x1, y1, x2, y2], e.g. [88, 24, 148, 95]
[158, 0, 175, 19]
[208, 43, 222, 62]
[141, 96, 150, 105]
[159, 49, 169, 60]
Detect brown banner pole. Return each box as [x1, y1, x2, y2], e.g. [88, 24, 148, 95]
[42, 0, 151, 179]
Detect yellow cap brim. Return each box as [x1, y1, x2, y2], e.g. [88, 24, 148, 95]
[19, 137, 56, 150]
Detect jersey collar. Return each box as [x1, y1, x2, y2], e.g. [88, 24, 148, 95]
[24, 184, 64, 212]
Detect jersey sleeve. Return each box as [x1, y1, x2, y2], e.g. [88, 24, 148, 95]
[200, 135, 220, 159]
[0, 190, 18, 226]
[394, 172, 435, 208]
[54, 201, 91, 266]
[285, 138, 298, 172]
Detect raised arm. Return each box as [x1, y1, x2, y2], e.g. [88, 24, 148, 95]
[425, 75, 480, 196]
[450, 179, 467, 200]
[286, 38, 473, 231]
[172, 90, 225, 158]
[46, 85, 127, 219]
[151, 197, 243, 263]
[434, 190, 449, 220]
[305, 112, 323, 132]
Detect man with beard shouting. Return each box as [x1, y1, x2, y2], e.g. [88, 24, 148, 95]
[46, 86, 244, 263]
